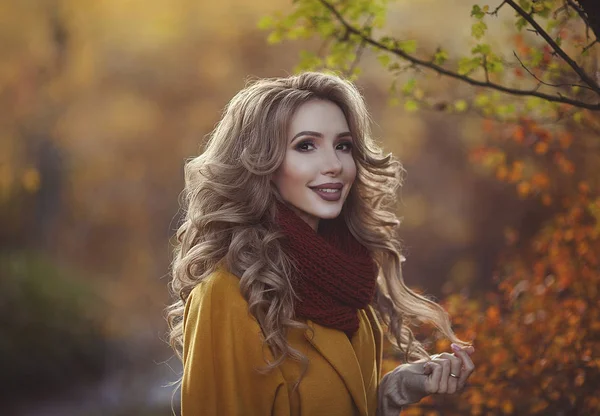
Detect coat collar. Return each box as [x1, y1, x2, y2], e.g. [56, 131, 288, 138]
[304, 306, 383, 416]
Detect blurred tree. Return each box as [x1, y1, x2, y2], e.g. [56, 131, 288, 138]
[261, 0, 600, 414]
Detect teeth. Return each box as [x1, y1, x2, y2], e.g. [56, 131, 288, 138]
[315, 188, 340, 193]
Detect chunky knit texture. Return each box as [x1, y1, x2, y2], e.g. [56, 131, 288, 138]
[275, 199, 378, 338]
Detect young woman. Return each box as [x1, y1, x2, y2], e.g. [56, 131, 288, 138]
[167, 72, 475, 415]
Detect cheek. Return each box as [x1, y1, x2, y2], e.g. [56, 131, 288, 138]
[273, 159, 309, 190]
[345, 158, 357, 183]
[281, 156, 311, 183]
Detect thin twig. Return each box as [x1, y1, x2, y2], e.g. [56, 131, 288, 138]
[566, 0, 589, 24]
[488, 0, 508, 17]
[346, 15, 373, 76]
[505, 0, 600, 93]
[317, 0, 600, 110]
[347, 39, 367, 76]
[512, 51, 595, 91]
[582, 39, 598, 54]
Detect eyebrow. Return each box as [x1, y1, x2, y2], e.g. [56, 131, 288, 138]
[290, 130, 353, 143]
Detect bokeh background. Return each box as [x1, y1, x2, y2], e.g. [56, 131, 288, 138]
[2, 0, 599, 415]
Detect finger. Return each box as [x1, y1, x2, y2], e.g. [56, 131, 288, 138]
[423, 361, 442, 394]
[423, 362, 433, 376]
[438, 352, 461, 394]
[451, 347, 475, 390]
[433, 358, 451, 393]
[452, 343, 475, 356]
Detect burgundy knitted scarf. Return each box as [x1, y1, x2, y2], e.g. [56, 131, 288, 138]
[274, 199, 378, 339]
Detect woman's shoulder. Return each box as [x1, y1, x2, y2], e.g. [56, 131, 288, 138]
[187, 264, 249, 314]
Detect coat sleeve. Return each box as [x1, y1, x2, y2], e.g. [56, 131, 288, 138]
[377, 363, 429, 416]
[181, 272, 289, 416]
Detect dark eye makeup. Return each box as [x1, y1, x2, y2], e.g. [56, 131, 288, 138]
[294, 140, 353, 152]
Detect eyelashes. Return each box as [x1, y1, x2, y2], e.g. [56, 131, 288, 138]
[295, 140, 353, 152]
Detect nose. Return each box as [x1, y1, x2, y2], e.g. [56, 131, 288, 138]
[321, 147, 343, 176]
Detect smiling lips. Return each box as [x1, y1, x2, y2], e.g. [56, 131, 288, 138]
[310, 182, 343, 201]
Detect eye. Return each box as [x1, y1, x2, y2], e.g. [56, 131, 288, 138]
[295, 140, 315, 152]
[337, 141, 353, 152]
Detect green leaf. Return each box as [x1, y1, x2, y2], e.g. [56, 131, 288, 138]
[458, 56, 482, 75]
[546, 19, 559, 32]
[525, 96, 543, 110]
[317, 20, 337, 37]
[377, 54, 391, 68]
[402, 78, 416, 95]
[296, 50, 323, 71]
[515, 17, 527, 31]
[495, 104, 516, 117]
[486, 58, 504, 73]
[404, 99, 419, 112]
[471, 21, 487, 39]
[518, 0, 531, 10]
[530, 49, 543, 66]
[472, 44, 491, 55]
[474, 94, 490, 107]
[267, 31, 283, 44]
[287, 26, 311, 40]
[471, 5, 485, 19]
[398, 39, 417, 54]
[379, 36, 395, 49]
[373, 12, 387, 28]
[573, 111, 583, 123]
[257, 15, 275, 30]
[454, 99, 468, 112]
[434, 49, 449, 65]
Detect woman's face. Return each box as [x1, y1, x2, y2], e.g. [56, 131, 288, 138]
[272, 99, 357, 232]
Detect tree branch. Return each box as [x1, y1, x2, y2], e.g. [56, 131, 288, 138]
[317, 0, 600, 111]
[574, 0, 600, 41]
[512, 51, 595, 91]
[582, 39, 598, 54]
[504, 0, 600, 94]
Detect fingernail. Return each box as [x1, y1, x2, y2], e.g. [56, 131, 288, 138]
[451, 343, 461, 352]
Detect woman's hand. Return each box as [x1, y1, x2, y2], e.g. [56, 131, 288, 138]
[377, 343, 475, 416]
[423, 343, 475, 394]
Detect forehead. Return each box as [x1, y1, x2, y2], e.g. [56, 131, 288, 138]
[288, 99, 349, 134]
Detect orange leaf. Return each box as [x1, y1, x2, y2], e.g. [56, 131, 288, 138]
[559, 132, 573, 149]
[542, 194, 552, 206]
[496, 165, 508, 180]
[531, 173, 549, 189]
[513, 126, 525, 143]
[578, 181, 590, 194]
[534, 141, 548, 154]
[486, 305, 500, 325]
[517, 181, 531, 197]
[502, 400, 514, 414]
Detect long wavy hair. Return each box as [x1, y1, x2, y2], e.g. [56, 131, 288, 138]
[167, 71, 468, 391]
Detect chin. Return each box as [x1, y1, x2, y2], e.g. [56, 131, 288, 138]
[311, 204, 344, 220]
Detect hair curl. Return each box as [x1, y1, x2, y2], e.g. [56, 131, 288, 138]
[166, 71, 468, 392]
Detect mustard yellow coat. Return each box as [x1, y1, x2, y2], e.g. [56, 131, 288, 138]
[181, 266, 384, 416]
